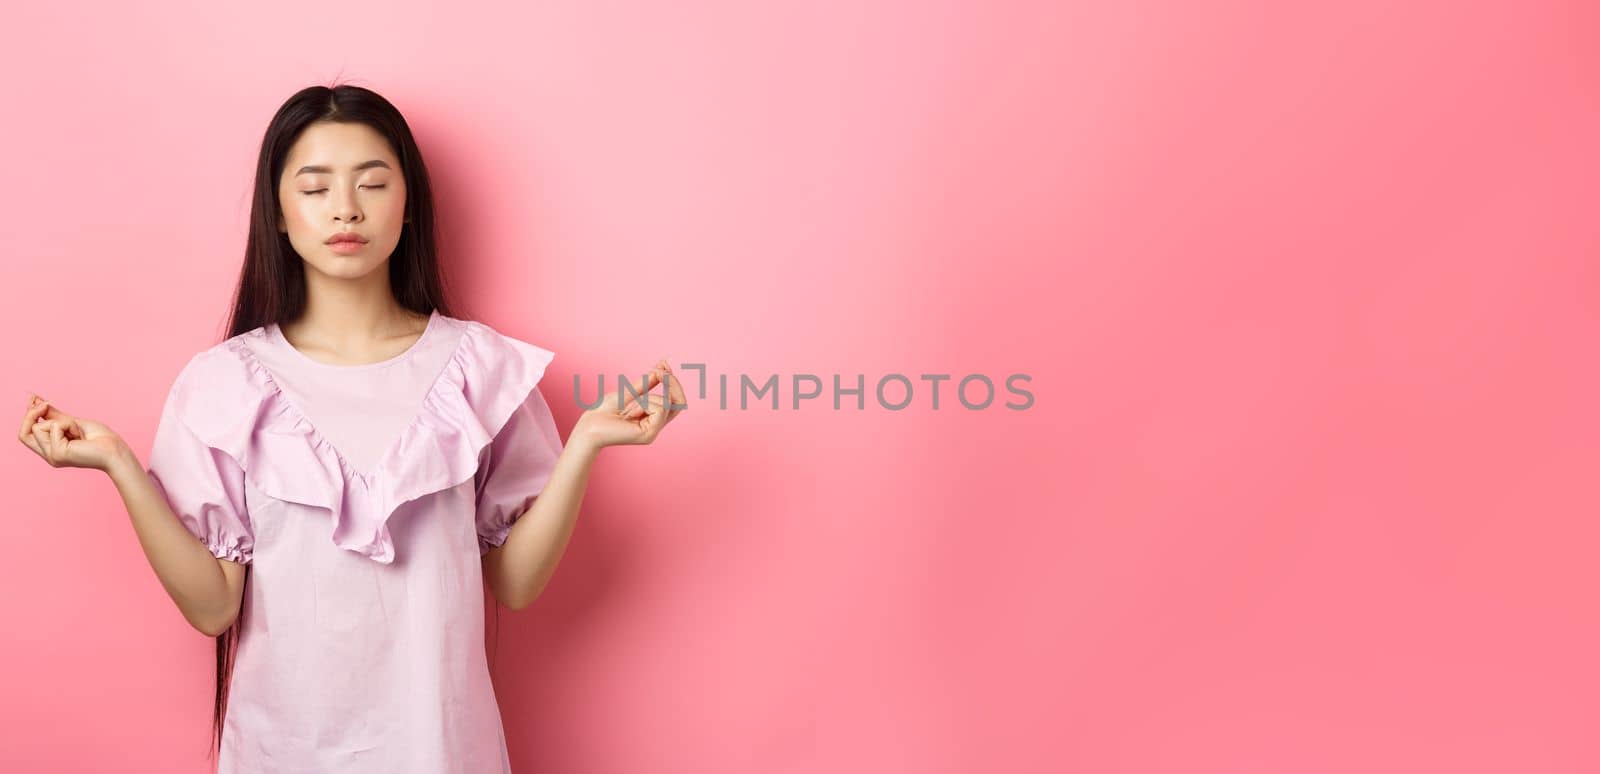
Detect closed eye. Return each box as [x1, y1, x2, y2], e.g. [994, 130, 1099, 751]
[300, 184, 387, 196]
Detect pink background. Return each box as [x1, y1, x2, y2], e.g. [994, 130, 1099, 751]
[3, 1, 1597, 771]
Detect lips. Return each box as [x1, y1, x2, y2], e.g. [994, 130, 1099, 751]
[326, 233, 368, 244]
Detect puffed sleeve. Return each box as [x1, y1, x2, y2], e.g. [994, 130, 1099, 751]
[145, 365, 255, 565]
[474, 384, 564, 554]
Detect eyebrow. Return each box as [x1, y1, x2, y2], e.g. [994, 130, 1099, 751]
[294, 159, 393, 176]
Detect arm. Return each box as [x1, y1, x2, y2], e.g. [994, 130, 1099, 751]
[20, 395, 245, 637]
[482, 359, 687, 611]
[482, 436, 601, 611]
[106, 441, 246, 637]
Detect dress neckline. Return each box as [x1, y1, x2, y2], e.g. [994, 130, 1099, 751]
[191, 316, 556, 563]
[239, 311, 460, 483]
[267, 310, 441, 371]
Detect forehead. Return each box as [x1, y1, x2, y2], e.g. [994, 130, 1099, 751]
[282, 122, 399, 173]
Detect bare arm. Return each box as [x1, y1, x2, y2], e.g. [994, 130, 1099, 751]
[483, 360, 687, 611]
[482, 438, 600, 611]
[18, 393, 245, 638]
[106, 441, 247, 637]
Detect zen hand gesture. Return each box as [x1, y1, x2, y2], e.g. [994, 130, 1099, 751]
[575, 359, 687, 450]
[18, 394, 128, 472]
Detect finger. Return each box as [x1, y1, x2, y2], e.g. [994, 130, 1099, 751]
[624, 365, 665, 400]
[19, 420, 44, 457]
[642, 391, 669, 440]
[49, 421, 66, 454]
[609, 366, 666, 413]
[641, 372, 685, 427]
[32, 423, 54, 465]
[662, 370, 687, 421]
[18, 397, 49, 441]
[622, 393, 658, 419]
[39, 402, 69, 422]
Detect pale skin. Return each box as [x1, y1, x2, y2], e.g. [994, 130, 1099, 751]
[17, 121, 686, 635]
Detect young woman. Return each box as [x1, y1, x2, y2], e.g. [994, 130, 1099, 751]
[16, 84, 686, 773]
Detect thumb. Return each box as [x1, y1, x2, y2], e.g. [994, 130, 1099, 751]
[39, 401, 72, 424]
[604, 372, 660, 412]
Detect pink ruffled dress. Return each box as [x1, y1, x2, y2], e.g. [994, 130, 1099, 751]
[144, 309, 563, 773]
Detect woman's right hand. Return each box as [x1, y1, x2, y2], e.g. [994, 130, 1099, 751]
[17, 394, 130, 472]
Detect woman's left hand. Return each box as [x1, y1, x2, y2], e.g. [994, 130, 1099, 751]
[573, 359, 687, 450]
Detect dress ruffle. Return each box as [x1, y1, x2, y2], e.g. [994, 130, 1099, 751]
[171, 319, 556, 564]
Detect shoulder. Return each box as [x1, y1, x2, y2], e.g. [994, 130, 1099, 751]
[449, 315, 557, 388]
[432, 315, 558, 436]
[162, 330, 273, 417]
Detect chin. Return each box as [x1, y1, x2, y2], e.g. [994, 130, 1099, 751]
[292, 239, 396, 277]
[301, 255, 389, 280]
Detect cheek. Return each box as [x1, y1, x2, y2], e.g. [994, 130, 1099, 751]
[379, 187, 408, 220]
[280, 191, 316, 227]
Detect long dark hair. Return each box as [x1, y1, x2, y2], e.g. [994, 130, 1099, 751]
[204, 82, 490, 763]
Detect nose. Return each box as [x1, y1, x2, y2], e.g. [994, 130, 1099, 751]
[334, 187, 363, 224]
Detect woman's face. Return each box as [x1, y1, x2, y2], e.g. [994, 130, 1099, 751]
[276, 121, 408, 279]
